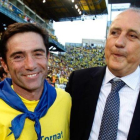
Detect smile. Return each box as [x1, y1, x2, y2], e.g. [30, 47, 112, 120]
[27, 73, 37, 78]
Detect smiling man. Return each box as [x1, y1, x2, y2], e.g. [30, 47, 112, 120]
[66, 7, 140, 140]
[0, 23, 71, 140]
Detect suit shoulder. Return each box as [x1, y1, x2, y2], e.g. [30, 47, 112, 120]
[66, 66, 106, 93]
[73, 66, 104, 77]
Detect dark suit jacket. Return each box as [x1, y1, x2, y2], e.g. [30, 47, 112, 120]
[66, 66, 140, 140]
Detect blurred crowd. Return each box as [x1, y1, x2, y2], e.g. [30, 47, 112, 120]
[46, 45, 105, 87]
[65, 45, 105, 69]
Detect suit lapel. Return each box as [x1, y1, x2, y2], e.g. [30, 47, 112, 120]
[79, 66, 106, 140]
[127, 91, 140, 140]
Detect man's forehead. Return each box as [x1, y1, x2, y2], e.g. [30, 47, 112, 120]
[7, 32, 44, 45]
[110, 10, 140, 30]
[114, 10, 140, 21]
[6, 33, 46, 54]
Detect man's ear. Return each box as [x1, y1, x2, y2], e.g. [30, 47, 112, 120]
[1, 59, 9, 73]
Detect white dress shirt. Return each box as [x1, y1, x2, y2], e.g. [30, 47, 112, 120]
[89, 66, 140, 140]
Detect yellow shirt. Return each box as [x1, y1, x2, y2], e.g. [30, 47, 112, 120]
[59, 77, 64, 84]
[0, 88, 71, 140]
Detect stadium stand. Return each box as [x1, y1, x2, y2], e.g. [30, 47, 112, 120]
[0, 0, 65, 52]
[46, 44, 105, 89]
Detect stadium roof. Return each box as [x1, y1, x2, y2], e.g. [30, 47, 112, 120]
[22, 0, 108, 22]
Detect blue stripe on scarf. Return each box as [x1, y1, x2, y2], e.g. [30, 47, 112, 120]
[0, 78, 56, 140]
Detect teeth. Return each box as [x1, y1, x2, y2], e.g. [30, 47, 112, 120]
[27, 74, 37, 77]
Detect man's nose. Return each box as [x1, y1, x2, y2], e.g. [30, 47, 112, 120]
[115, 34, 126, 48]
[24, 55, 37, 70]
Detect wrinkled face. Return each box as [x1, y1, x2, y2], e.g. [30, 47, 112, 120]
[105, 10, 140, 77]
[2, 32, 48, 92]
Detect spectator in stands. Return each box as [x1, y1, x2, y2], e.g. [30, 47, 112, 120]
[46, 76, 52, 84]
[59, 74, 64, 84]
[66, 7, 140, 140]
[46, 76, 55, 87]
[0, 23, 71, 140]
[51, 74, 56, 84]
[8, 3, 13, 11]
[63, 75, 68, 85]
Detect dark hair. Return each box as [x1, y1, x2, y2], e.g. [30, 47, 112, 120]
[0, 23, 49, 62]
[0, 66, 7, 79]
[46, 76, 52, 82]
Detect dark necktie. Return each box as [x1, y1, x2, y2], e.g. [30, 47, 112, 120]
[98, 79, 125, 140]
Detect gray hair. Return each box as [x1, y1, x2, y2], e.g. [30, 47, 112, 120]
[126, 7, 140, 13]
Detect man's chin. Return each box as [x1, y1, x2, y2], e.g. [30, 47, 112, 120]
[23, 84, 41, 91]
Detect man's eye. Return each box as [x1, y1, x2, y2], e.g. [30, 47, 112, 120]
[14, 55, 22, 59]
[35, 53, 44, 56]
[111, 31, 117, 35]
[130, 34, 137, 39]
[13, 55, 24, 61]
[34, 52, 46, 58]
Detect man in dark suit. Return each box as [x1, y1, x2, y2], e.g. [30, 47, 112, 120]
[66, 7, 140, 140]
